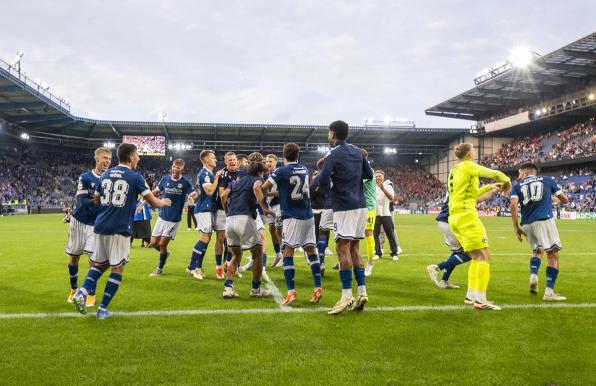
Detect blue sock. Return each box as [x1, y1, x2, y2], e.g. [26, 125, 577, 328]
[224, 279, 234, 288]
[215, 254, 222, 267]
[158, 253, 168, 269]
[339, 269, 352, 289]
[252, 280, 261, 290]
[354, 267, 365, 287]
[189, 240, 208, 270]
[225, 250, 232, 263]
[263, 253, 268, 267]
[283, 257, 295, 291]
[99, 273, 122, 310]
[308, 254, 322, 288]
[545, 266, 559, 290]
[273, 244, 281, 255]
[317, 235, 328, 265]
[68, 264, 78, 290]
[80, 267, 103, 296]
[530, 257, 541, 275]
[441, 253, 471, 281]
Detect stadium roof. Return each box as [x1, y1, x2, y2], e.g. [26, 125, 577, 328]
[425, 32, 596, 121]
[0, 55, 468, 156]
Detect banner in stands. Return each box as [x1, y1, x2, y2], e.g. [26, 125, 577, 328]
[559, 212, 577, 220]
[478, 209, 497, 217]
[576, 212, 596, 220]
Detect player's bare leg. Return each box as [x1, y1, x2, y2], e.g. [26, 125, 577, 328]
[249, 245, 270, 297]
[270, 223, 283, 268]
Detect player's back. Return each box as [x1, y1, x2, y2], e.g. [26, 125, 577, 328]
[72, 170, 101, 225]
[274, 163, 313, 220]
[194, 167, 214, 213]
[448, 160, 480, 214]
[512, 175, 560, 225]
[94, 165, 150, 235]
[228, 175, 261, 218]
[326, 142, 368, 211]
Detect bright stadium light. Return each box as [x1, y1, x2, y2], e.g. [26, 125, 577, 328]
[509, 46, 534, 68]
[542, 107, 547, 114]
[103, 142, 116, 148]
[384, 147, 397, 154]
[20, 132, 29, 140]
[534, 109, 542, 117]
[589, 93, 595, 101]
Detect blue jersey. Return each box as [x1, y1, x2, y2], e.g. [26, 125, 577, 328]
[269, 163, 313, 220]
[511, 175, 562, 225]
[436, 192, 449, 223]
[264, 173, 280, 207]
[72, 170, 101, 225]
[312, 140, 373, 211]
[156, 175, 193, 222]
[94, 165, 150, 235]
[228, 175, 263, 218]
[215, 168, 238, 211]
[133, 198, 152, 222]
[194, 168, 215, 214]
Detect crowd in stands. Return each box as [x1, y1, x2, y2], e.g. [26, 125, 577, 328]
[381, 164, 444, 207]
[482, 119, 596, 169]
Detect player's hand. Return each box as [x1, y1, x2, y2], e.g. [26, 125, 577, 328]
[215, 169, 223, 178]
[514, 225, 525, 242]
[135, 205, 144, 215]
[491, 183, 503, 191]
[264, 209, 276, 217]
[187, 197, 195, 206]
[162, 198, 172, 207]
[501, 181, 512, 194]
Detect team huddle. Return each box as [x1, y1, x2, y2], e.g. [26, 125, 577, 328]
[64, 122, 570, 319]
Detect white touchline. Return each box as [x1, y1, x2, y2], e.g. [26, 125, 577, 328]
[265, 276, 291, 311]
[0, 303, 594, 319]
[399, 252, 595, 257]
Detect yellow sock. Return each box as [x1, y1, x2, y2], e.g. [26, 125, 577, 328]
[468, 260, 479, 294]
[476, 261, 491, 293]
[365, 234, 375, 261]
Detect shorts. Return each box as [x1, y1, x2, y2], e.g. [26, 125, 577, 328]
[91, 234, 131, 267]
[194, 212, 214, 234]
[151, 217, 180, 240]
[226, 215, 262, 250]
[213, 210, 226, 232]
[522, 218, 562, 252]
[268, 204, 282, 227]
[319, 209, 334, 231]
[282, 217, 316, 249]
[437, 220, 462, 252]
[132, 220, 151, 239]
[65, 217, 96, 256]
[333, 208, 367, 241]
[365, 210, 376, 232]
[448, 211, 488, 252]
[255, 212, 265, 232]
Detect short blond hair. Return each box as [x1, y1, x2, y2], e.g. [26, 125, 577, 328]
[94, 147, 112, 157]
[454, 143, 472, 160]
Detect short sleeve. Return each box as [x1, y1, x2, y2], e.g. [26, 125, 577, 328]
[185, 180, 194, 195]
[201, 171, 213, 188]
[136, 174, 150, 197]
[550, 177, 563, 195]
[269, 167, 284, 184]
[510, 183, 520, 200]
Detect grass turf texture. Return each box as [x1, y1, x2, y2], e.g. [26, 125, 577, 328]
[0, 214, 594, 385]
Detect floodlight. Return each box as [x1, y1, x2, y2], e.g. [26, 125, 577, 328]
[20, 132, 29, 140]
[589, 93, 595, 101]
[534, 109, 542, 117]
[509, 46, 534, 68]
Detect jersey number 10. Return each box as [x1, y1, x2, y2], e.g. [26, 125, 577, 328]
[520, 181, 543, 205]
[100, 179, 130, 207]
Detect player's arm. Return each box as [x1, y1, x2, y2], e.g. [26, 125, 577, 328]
[362, 157, 374, 180]
[221, 187, 231, 213]
[143, 192, 171, 208]
[311, 155, 333, 190]
[202, 170, 222, 196]
[476, 183, 502, 203]
[76, 176, 96, 208]
[378, 180, 394, 201]
[254, 180, 275, 217]
[550, 178, 570, 204]
[473, 163, 511, 193]
[260, 179, 273, 194]
[509, 185, 525, 242]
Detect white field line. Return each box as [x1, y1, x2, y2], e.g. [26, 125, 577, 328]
[264, 275, 291, 311]
[1, 303, 594, 319]
[399, 252, 595, 257]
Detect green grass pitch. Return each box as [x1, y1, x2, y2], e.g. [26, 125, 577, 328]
[0, 214, 594, 385]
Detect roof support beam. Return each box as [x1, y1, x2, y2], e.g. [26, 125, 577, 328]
[258, 126, 267, 144]
[303, 127, 317, 144]
[86, 123, 98, 138]
[563, 49, 596, 61]
[110, 124, 121, 138]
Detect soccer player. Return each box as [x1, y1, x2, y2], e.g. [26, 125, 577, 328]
[187, 150, 222, 280]
[72, 143, 171, 319]
[213, 152, 238, 279]
[148, 159, 194, 276]
[310, 169, 326, 275]
[361, 150, 377, 277]
[261, 143, 323, 305]
[427, 185, 501, 289]
[447, 143, 510, 311]
[509, 163, 569, 301]
[65, 147, 112, 306]
[220, 152, 273, 298]
[265, 154, 284, 268]
[312, 158, 334, 272]
[312, 120, 374, 314]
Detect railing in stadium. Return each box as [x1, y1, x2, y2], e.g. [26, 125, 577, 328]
[0, 57, 71, 112]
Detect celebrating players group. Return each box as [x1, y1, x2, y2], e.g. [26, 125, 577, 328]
[64, 121, 569, 319]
